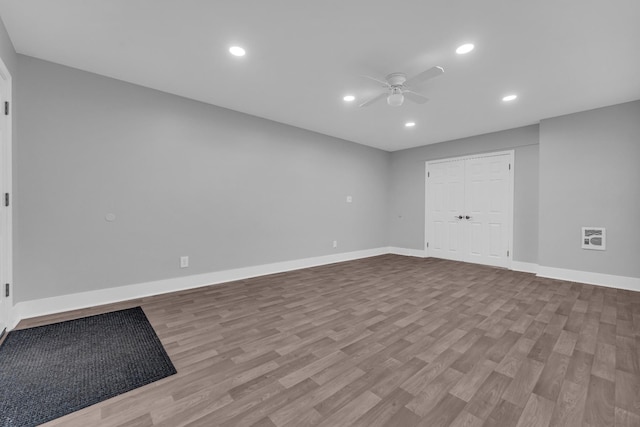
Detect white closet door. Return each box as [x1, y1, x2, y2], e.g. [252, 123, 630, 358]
[426, 160, 465, 261]
[465, 155, 511, 267]
[426, 152, 512, 269]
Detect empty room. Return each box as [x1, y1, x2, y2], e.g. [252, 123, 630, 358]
[0, 1, 639, 426]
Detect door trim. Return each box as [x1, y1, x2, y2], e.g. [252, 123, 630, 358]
[425, 150, 514, 269]
[0, 54, 12, 335]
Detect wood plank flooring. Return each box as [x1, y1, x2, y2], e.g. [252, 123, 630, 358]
[13, 255, 640, 426]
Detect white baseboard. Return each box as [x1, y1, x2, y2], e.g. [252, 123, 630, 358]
[537, 266, 640, 292]
[9, 249, 640, 330]
[387, 247, 427, 258]
[10, 247, 389, 329]
[511, 261, 539, 274]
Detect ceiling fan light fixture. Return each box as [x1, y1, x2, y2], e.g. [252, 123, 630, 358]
[456, 43, 474, 54]
[343, 95, 355, 102]
[387, 92, 404, 107]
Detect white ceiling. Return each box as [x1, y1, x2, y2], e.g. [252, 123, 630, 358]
[1, 0, 639, 152]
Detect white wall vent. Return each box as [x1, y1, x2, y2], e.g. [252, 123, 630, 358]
[582, 227, 606, 250]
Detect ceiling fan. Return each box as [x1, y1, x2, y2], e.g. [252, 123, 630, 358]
[359, 66, 444, 107]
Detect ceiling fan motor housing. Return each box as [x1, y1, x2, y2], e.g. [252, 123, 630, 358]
[386, 72, 407, 87]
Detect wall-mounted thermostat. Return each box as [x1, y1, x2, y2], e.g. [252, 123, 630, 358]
[582, 227, 606, 250]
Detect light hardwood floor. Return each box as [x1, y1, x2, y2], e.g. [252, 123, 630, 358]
[14, 255, 640, 426]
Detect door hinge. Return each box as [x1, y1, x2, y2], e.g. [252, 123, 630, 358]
[427, 171, 430, 178]
[507, 250, 510, 257]
[508, 163, 511, 170]
[4, 101, 8, 116]
[4, 193, 8, 207]
[427, 242, 429, 248]
[4, 283, 9, 297]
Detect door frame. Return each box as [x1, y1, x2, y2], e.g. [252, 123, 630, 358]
[425, 150, 514, 269]
[0, 54, 12, 336]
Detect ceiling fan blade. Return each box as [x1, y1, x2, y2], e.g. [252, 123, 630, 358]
[403, 90, 429, 104]
[362, 75, 390, 87]
[358, 93, 387, 107]
[405, 66, 444, 87]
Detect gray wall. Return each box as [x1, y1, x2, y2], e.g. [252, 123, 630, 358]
[539, 100, 640, 277]
[15, 55, 391, 302]
[388, 125, 540, 263]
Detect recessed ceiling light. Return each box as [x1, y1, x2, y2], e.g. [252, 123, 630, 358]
[343, 95, 355, 102]
[229, 46, 246, 57]
[405, 122, 416, 127]
[456, 43, 475, 54]
[502, 94, 518, 102]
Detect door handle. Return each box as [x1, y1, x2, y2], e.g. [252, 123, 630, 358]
[465, 215, 472, 220]
[455, 215, 463, 219]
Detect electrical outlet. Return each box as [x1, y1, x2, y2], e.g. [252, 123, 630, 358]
[180, 256, 189, 268]
[333, 240, 338, 248]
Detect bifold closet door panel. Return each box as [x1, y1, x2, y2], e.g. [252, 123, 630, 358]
[465, 156, 510, 267]
[427, 160, 465, 261]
